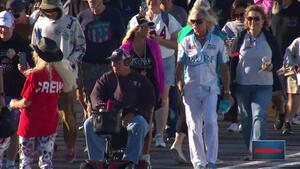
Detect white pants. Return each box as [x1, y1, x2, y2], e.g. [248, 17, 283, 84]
[183, 88, 218, 167]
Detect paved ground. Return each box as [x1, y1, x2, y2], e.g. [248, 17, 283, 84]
[26, 103, 300, 168]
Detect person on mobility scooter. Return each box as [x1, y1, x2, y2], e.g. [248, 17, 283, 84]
[82, 48, 156, 169]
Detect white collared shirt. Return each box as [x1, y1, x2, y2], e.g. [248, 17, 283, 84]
[178, 32, 229, 94]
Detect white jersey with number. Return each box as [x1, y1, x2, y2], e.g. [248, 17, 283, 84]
[128, 13, 182, 58]
[178, 32, 229, 94]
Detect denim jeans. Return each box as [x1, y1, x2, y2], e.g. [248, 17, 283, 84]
[84, 115, 149, 164]
[235, 84, 272, 152]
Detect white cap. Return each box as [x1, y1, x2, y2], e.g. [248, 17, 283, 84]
[0, 11, 14, 28]
[127, 15, 139, 30]
[193, 0, 211, 10]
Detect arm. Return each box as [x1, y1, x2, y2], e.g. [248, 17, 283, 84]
[90, 73, 109, 110]
[220, 63, 234, 103]
[176, 43, 187, 94]
[0, 70, 4, 108]
[151, 30, 179, 50]
[10, 98, 31, 109]
[176, 62, 185, 94]
[68, 18, 86, 62]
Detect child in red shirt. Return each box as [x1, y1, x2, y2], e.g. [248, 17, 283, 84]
[9, 37, 76, 169]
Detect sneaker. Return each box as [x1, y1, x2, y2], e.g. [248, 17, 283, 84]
[207, 162, 217, 169]
[194, 164, 206, 169]
[64, 150, 76, 163]
[274, 120, 284, 130]
[238, 124, 242, 132]
[243, 154, 252, 161]
[227, 123, 239, 133]
[140, 154, 151, 169]
[282, 122, 293, 135]
[292, 115, 300, 125]
[170, 144, 187, 163]
[154, 135, 166, 148]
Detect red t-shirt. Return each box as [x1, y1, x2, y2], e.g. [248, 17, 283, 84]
[18, 69, 63, 137]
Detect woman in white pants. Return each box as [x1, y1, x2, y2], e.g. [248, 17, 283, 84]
[176, 7, 233, 169]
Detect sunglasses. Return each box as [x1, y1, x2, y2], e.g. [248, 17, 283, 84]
[234, 12, 244, 18]
[247, 16, 260, 22]
[13, 13, 20, 18]
[41, 8, 58, 14]
[190, 19, 203, 25]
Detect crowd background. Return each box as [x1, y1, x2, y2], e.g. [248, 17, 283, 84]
[0, 0, 299, 169]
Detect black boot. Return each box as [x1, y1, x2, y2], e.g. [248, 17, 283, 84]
[274, 113, 285, 130]
[282, 122, 293, 134]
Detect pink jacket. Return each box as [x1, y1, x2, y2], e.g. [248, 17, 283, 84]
[121, 38, 165, 95]
[254, 0, 273, 14]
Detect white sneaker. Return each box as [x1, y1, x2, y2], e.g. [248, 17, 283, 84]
[140, 154, 151, 169]
[227, 123, 239, 133]
[292, 115, 300, 125]
[154, 134, 166, 148]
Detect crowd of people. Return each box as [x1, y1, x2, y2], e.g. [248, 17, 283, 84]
[0, 0, 299, 169]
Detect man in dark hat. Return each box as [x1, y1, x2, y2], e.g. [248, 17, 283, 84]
[31, 0, 86, 162]
[0, 10, 34, 169]
[83, 48, 155, 169]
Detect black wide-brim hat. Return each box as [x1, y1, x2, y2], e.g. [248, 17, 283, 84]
[32, 37, 63, 62]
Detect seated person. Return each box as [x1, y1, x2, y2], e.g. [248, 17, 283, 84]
[84, 48, 155, 168]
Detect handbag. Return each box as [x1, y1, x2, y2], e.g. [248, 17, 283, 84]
[0, 107, 18, 138]
[92, 107, 122, 135]
[92, 75, 123, 135]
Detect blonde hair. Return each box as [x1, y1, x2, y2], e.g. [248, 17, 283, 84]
[32, 52, 77, 92]
[122, 26, 139, 44]
[188, 7, 218, 31]
[244, 5, 269, 30]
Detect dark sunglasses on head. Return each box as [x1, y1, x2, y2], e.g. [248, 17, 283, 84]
[190, 19, 203, 25]
[234, 12, 244, 18]
[247, 16, 260, 22]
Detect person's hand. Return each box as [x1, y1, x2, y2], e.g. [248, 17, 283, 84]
[9, 99, 18, 109]
[292, 65, 300, 74]
[264, 63, 273, 72]
[18, 64, 32, 77]
[6, 48, 16, 59]
[223, 93, 234, 106]
[177, 80, 184, 95]
[149, 34, 162, 42]
[122, 113, 135, 126]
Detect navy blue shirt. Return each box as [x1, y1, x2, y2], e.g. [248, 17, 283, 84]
[78, 7, 125, 64]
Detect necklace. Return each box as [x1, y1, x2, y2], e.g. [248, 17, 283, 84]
[133, 40, 146, 58]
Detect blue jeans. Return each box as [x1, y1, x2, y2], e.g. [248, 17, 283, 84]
[235, 84, 272, 152]
[84, 115, 149, 164]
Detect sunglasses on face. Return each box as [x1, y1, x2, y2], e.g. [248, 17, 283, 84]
[247, 16, 260, 22]
[13, 13, 20, 18]
[234, 12, 244, 18]
[190, 19, 203, 25]
[41, 8, 58, 14]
